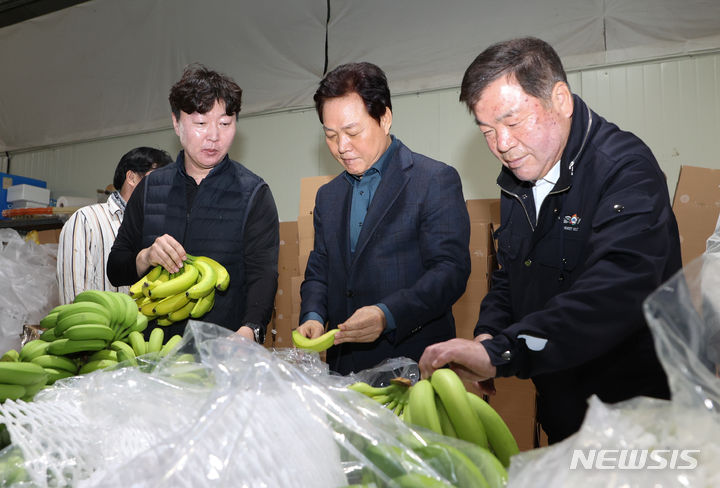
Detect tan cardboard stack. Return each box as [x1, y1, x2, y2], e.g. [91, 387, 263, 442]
[270, 175, 335, 347]
[671, 165, 720, 265]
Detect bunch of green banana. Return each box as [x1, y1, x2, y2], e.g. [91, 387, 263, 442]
[0, 359, 48, 402]
[347, 377, 412, 417]
[355, 437, 505, 488]
[129, 254, 229, 325]
[402, 368, 519, 469]
[291, 328, 338, 352]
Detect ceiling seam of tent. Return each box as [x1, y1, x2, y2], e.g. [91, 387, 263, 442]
[323, 0, 330, 75]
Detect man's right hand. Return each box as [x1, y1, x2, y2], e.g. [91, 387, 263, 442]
[295, 320, 324, 339]
[136, 233, 187, 276]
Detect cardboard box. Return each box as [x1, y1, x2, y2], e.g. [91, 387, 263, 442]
[467, 198, 501, 224]
[299, 175, 335, 217]
[35, 228, 62, 244]
[278, 221, 300, 276]
[0, 173, 47, 218]
[487, 377, 538, 452]
[672, 165, 720, 265]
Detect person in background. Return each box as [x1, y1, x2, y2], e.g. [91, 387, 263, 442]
[107, 63, 279, 343]
[418, 37, 682, 443]
[296, 62, 471, 375]
[56, 146, 173, 304]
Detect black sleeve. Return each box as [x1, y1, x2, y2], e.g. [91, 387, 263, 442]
[241, 184, 279, 327]
[107, 177, 146, 286]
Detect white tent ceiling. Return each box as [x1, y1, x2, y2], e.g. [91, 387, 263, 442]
[1, 0, 720, 152]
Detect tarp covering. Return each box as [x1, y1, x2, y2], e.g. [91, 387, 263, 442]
[1, 0, 720, 152]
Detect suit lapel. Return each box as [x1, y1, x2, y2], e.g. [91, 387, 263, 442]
[352, 145, 411, 261]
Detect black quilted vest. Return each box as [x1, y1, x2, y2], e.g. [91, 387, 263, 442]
[142, 152, 265, 330]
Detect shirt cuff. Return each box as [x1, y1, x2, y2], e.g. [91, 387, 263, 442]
[301, 312, 324, 325]
[481, 334, 520, 377]
[377, 303, 395, 334]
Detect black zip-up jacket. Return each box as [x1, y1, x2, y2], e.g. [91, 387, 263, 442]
[476, 95, 681, 442]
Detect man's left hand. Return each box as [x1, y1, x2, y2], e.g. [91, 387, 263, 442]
[335, 306, 386, 344]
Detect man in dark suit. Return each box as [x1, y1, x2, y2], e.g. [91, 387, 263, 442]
[296, 62, 471, 375]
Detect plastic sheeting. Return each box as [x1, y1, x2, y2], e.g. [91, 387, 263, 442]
[506, 251, 720, 486]
[0, 229, 58, 353]
[2, 0, 720, 151]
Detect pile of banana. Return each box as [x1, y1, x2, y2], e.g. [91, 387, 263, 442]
[130, 254, 229, 326]
[0, 292, 185, 402]
[348, 368, 519, 473]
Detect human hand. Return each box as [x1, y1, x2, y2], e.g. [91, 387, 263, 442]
[335, 306, 386, 344]
[418, 338, 497, 382]
[296, 320, 325, 339]
[235, 326, 255, 342]
[137, 234, 186, 275]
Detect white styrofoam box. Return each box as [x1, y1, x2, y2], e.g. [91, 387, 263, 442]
[6, 184, 50, 206]
[10, 200, 50, 208]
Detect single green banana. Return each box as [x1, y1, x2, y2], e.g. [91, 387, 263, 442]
[159, 334, 183, 357]
[0, 384, 26, 402]
[39, 327, 57, 342]
[430, 368, 489, 449]
[147, 328, 165, 353]
[43, 367, 75, 385]
[110, 341, 138, 366]
[156, 316, 173, 326]
[31, 354, 78, 373]
[413, 442, 490, 488]
[79, 359, 118, 375]
[18, 339, 51, 362]
[39, 312, 59, 329]
[189, 288, 215, 318]
[73, 290, 119, 325]
[291, 328, 338, 352]
[55, 312, 111, 336]
[466, 391, 519, 468]
[46, 303, 75, 315]
[189, 255, 230, 291]
[435, 394, 457, 438]
[47, 338, 108, 356]
[63, 324, 114, 342]
[22, 381, 46, 401]
[406, 379, 443, 434]
[0, 362, 48, 386]
[185, 259, 217, 299]
[0, 350, 19, 362]
[152, 292, 190, 316]
[132, 312, 149, 332]
[347, 381, 393, 397]
[128, 331, 146, 357]
[87, 349, 118, 362]
[458, 441, 509, 488]
[115, 292, 141, 330]
[167, 299, 196, 322]
[59, 299, 112, 324]
[148, 263, 199, 298]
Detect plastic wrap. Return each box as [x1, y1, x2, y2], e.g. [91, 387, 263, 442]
[507, 252, 720, 486]
[0, 229, 59, 353]
[0, 320, 497, 487]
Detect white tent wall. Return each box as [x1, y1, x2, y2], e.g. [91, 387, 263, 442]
[6, 51, 720, 222]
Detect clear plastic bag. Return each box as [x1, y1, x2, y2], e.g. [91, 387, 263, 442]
[0, 229, 59, 353]
[507, 252, 720, 487]
[0, 320, 490, 487]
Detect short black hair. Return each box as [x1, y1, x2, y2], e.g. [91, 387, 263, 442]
[313, 62, 392, 124]
[460, 37, 568, 111]
[169, 63, 243, 120]
[113, 147, 173, 190]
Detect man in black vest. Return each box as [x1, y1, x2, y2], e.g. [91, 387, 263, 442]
[108, 63, 279, 344]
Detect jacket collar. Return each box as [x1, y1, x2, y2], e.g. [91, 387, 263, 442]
[175, 150, 232, 180]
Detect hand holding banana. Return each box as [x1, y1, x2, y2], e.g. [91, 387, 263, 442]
[418, 337, 497, 383]
[129, 254, 230, 325]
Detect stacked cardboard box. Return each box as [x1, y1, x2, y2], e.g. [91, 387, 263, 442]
[269, 175, 335, 347]
[671, 165, 720, 265]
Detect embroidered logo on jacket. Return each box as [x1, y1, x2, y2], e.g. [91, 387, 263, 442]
[563, 213, 581, 232]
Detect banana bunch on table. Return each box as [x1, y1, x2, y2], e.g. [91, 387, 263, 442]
[0, 292, 186, 402]
[130, 254, 229, 326]
[348, 368, 519, 479]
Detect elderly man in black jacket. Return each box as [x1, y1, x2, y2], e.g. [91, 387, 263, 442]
[419, 37, 681, 443]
